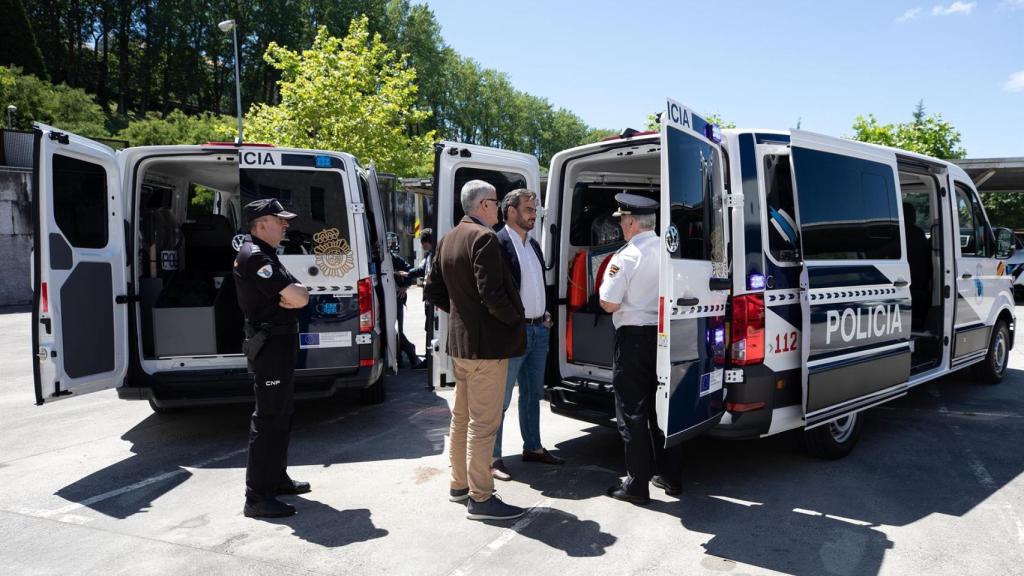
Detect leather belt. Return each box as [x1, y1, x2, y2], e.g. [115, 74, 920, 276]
[525, 316, 546, 325]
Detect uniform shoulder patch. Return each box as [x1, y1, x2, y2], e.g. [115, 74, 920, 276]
[608, 264, 621, 278]
[257, 264, 274, 279]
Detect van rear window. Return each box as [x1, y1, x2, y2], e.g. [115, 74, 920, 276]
[240, 168, 350, 256]
[793, 149, 900, 260]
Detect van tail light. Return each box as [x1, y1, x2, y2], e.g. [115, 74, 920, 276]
[709, 315, 726, 365]
[730, 293, 765, 365]
[41, 282, 49, 314]
[358, 278, 374, 333]
[726, 401, 766, 413]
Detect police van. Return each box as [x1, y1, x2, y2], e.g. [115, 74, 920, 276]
[31, 124, 398, 410]
[429, 97, 1016, 458]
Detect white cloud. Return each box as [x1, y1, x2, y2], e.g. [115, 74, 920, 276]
[932, 1, 977, 15]
[999, 0, 1024, 10]
[895, 7, 922, 21]
[1005, 71, 1024, 92]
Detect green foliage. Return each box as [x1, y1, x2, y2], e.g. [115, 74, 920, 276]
[117, 109, 236, 146]
[850, 101, 966, 159]
[0, 66, 106, 136]
[981, 192, 1024, 230]
[0, 0, 47, 79]
[245, 17, 434, 175]
[645, 112, 735, 131]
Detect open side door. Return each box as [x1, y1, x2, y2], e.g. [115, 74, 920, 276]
[32, 124, 128, 404]
[430, 142, 540, 388]
[655, 99, 730, 447]
[368, 167, 398, 372]
[789, 130, 911, 428]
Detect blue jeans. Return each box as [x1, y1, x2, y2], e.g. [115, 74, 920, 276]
[494, 324, 549, 457]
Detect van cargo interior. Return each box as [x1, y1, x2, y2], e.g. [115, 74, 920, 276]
[899, 169, 944, 374]
[134, 156, 246, 363]
[562, 144, 660, 371]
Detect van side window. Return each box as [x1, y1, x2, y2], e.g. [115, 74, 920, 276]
[452, 167, 527, 228]
[793, 148, 900, 260]
[52, 154, 109, 249]
[955, 183, 991, 257]
[666, 129, 723, 261]
[763, 154, 799, 262]
[358, 173, 382, 263]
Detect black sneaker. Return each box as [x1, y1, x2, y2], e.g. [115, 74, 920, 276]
[449, 487, 470, 502]
[466, 495, 526, 521]
[243, 498, 296, 518]
[651, 475, 682, 496]
[277, 478, 311, 495]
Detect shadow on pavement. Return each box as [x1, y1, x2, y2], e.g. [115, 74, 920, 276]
[483, 507, 617, 557]
[54, 373, 449, 520]
[264, 499, 388, 548]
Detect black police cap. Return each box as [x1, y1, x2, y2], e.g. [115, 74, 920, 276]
[612, 193, 659, 217]
[244, 198, 296, 223]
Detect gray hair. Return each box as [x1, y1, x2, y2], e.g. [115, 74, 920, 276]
[632, 213, 657, 231]
[500, 188, 537, 220]
[460, 180, 495, 214]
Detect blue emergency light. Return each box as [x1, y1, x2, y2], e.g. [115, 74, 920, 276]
[748, 273, 766, 291]
[315, 155, 332, 168]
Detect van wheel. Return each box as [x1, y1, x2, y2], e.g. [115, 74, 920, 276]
[359, 376, 386, 404]
[803, 412, 862, 459]
[973, 320, 1010, 384]
[148, 399, 181, 415]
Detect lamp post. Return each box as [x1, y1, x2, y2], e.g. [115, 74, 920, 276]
[218, 19, 243, 146]
[5, 105, 15, 130]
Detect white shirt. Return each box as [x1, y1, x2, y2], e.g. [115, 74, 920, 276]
[505, 225, 546, 319]
[599, 230, 660, 328]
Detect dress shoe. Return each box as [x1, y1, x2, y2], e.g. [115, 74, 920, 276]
[491, 459, 512, 481]
[606, 484, 650, 505]
[651, 475, 682, 496]
[277, 478, 311, 495]
[243, 498, 296, 518]
[522, 448, 565, 465]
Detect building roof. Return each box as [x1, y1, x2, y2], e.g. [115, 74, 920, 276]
[953, 157, 1024, 194]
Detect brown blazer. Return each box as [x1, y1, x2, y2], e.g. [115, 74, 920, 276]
[423, 216, 525, 359]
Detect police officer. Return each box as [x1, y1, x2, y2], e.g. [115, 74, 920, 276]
[235, 198, 311, 518]
[599, 193, 683, 504]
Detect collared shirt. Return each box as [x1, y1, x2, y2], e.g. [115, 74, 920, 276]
[599, 230, 660, 329]
[505, 225, 546, 319]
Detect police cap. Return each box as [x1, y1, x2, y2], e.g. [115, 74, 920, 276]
[612, 193, 659, 217]
[244, 198, 296, 223]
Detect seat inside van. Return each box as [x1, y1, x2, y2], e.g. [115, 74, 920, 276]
[898, 169, 945, 374]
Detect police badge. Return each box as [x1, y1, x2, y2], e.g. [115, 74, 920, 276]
[313, 228, 354, 277]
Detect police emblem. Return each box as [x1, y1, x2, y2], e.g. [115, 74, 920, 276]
[314, 228, 354, 277]
[257, 264, 273, 279]
[608, 264, 621, 278]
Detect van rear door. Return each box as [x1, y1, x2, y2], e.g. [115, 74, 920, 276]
[367, 167, 398, 372]
[655, 99, 730, 446]
[789, 130, 911, 428]
[32, 124, 128, 403]
[430, 142, 541, 388]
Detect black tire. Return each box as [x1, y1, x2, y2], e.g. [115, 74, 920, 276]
[359, 375, 386, 404]
[803, 412, 862, 459]
[973, 320, 1010, 384]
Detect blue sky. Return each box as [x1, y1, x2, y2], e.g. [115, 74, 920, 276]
[424, 0, 1024, 158]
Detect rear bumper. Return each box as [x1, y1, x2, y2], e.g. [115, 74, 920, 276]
[117, 362, 384, 408]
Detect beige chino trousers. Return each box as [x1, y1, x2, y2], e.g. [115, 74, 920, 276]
[449, 357, 508, 502]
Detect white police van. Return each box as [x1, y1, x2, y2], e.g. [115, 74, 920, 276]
[31, 124, 398, 410]
[430, 97, 1015, 457]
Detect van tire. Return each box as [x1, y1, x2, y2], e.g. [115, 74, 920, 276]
[359, 376, 386, 404]
[973, 320, 1010, 384]
[803, 412, 862, 459]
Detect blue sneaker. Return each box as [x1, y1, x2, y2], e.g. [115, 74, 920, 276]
[466, 495, 525, 521]
[449, 487, 470, 502]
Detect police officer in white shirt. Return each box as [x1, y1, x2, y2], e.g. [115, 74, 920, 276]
[599, 193, 682, 504]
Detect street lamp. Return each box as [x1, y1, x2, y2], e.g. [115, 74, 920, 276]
[218, 19, 243, 146]
[5, 105, 15, 130]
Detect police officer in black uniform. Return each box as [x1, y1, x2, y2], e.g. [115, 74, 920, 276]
[235, 199, 311, 518]
[598, 193, 683, 504]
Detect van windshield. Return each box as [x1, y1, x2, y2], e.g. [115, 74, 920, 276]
[239, 168, 350, 256]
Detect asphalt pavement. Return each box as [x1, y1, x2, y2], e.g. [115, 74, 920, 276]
[1, 288, 1022, 575]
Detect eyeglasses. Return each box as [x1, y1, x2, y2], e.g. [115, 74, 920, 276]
[481, 197, 499, 207]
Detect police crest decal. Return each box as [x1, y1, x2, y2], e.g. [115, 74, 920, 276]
[313, 228, 354, 277]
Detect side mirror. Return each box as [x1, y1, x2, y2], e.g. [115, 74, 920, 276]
[995, 227, 1015, 260]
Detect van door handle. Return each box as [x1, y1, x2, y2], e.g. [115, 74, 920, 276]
[961, 273, 973, 279]
[676, 297, 699, 307]
[893, 280, 909, 288]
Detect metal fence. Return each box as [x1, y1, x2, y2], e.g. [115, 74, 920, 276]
[0, 129, 129, 169]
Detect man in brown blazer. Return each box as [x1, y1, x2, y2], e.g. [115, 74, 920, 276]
[424, 179, 527, 521]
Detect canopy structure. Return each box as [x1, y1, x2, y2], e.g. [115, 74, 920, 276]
[954, 157, 1024, 195]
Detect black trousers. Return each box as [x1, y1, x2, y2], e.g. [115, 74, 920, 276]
[396, 300, 418, 366]
[612, 325, 682, 497]
[245, 334, 297, 502]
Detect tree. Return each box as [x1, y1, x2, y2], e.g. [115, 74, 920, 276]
[646, 112, 735, 131]
[0, 65, 107, 136]
[0, 0, 48, 79]
[851, 101, 966, 159]
[116, 109, 235, 145]
[245, 16, 434, 175]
